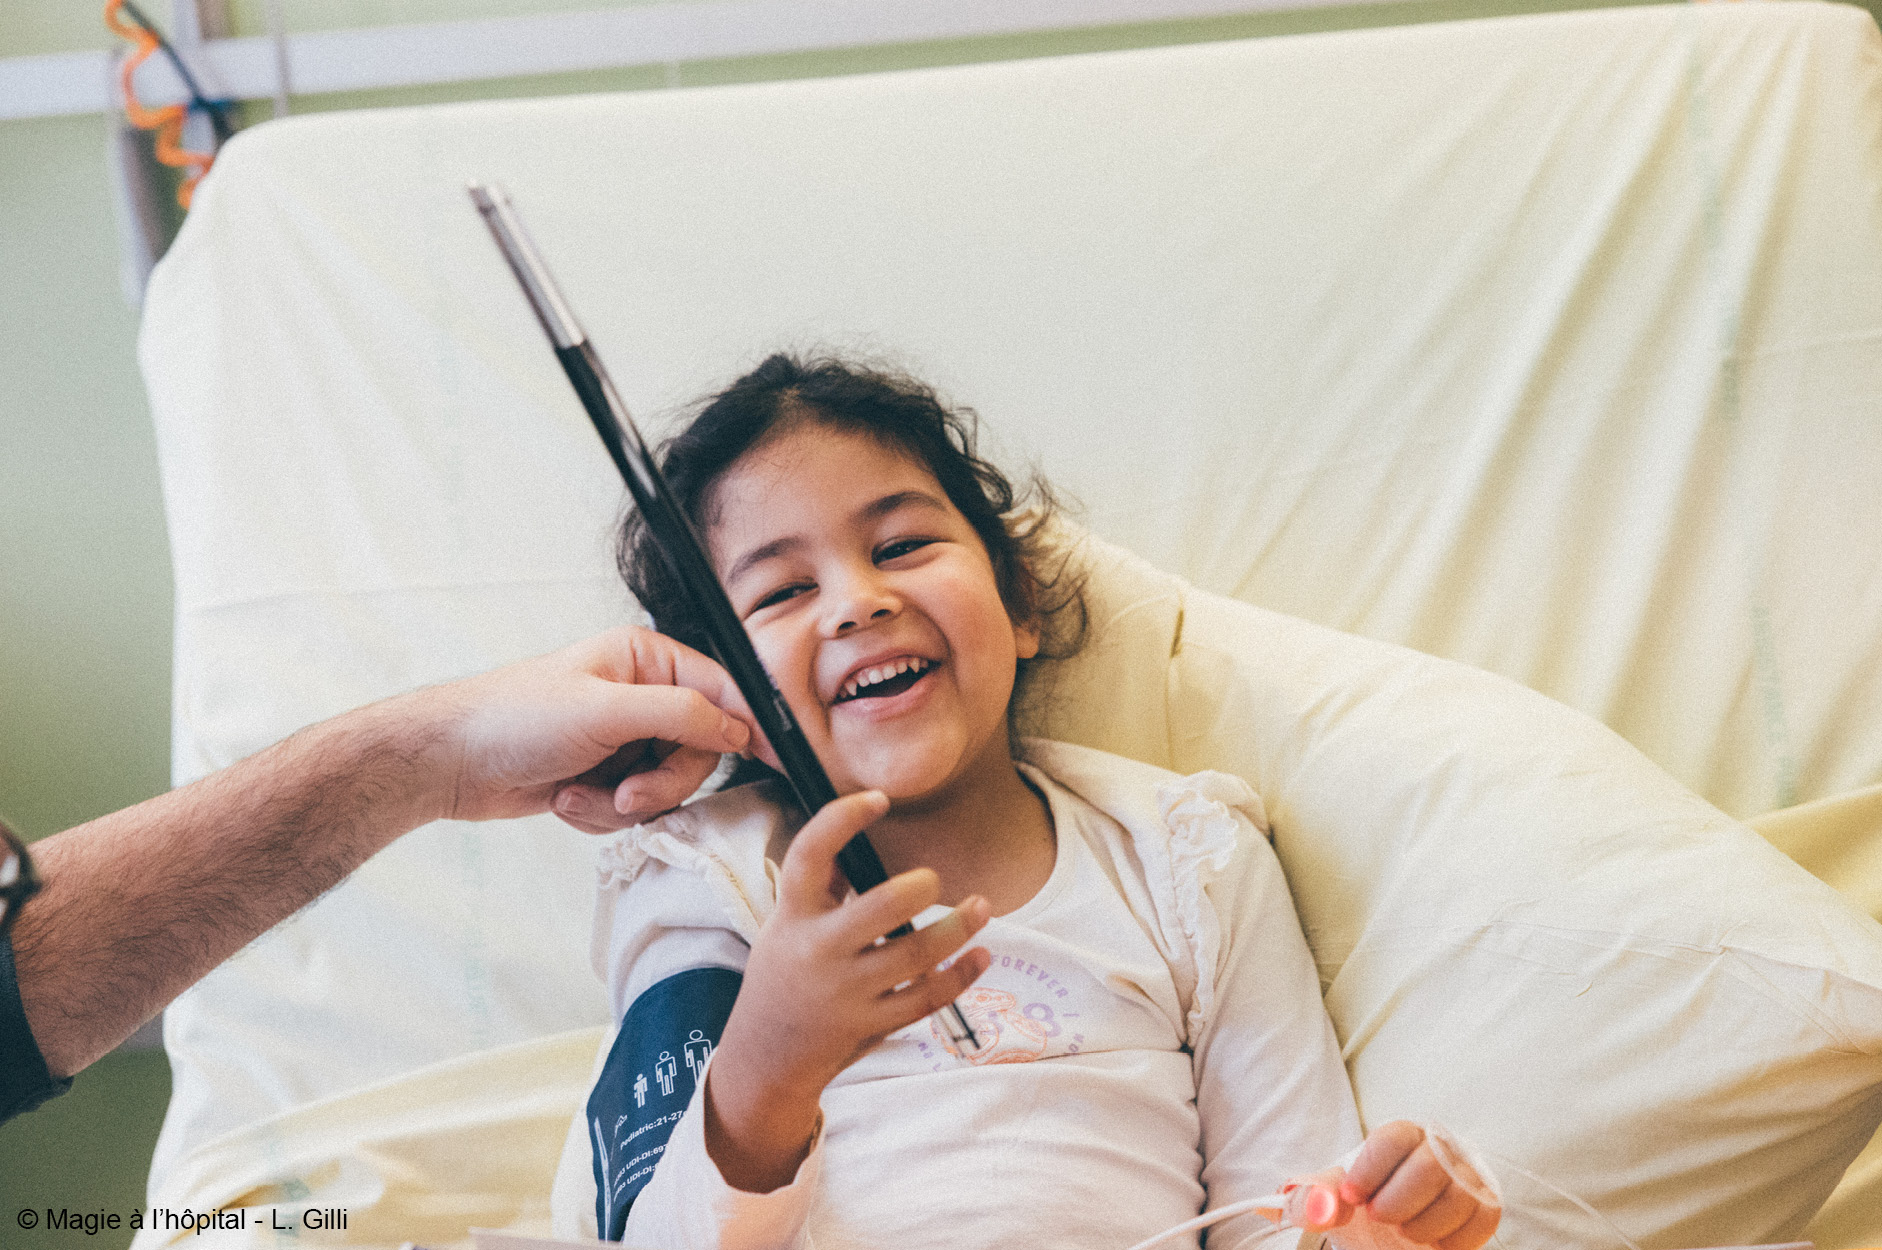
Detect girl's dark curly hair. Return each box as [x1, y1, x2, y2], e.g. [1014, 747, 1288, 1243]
[618, 353, 1085, 702]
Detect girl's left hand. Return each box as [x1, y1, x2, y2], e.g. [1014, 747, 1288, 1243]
[1312, 1121, 1500, 1250]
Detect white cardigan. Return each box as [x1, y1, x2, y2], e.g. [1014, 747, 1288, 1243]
[552, 740, 1362, 1250]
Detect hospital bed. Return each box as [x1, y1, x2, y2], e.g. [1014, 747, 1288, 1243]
[133, 2, 1882, 1246]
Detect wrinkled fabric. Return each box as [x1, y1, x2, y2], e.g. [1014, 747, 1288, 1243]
[130, 3, 1882, 1243]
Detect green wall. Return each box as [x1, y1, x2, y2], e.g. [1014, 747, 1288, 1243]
[3, 1, 1879, 1245]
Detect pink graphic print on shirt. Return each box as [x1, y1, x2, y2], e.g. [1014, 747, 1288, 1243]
[933, 986, 1052, 1064]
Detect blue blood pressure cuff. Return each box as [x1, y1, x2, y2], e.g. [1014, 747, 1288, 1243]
[590, 966, 742, 1240]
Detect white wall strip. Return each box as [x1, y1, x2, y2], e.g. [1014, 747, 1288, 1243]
[0, 0, 1411, 121]
[4, 49, 121, 120]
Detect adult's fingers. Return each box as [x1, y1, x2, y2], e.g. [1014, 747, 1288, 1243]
[581, 682, 752, 763]
[550, 743, 723, 831]
[776, 791, 892, 914]
[613, 744, 727, 819]
[551, 783, 634, 834]
[592, 628, 773, 762]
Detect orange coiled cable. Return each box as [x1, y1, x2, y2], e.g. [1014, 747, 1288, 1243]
[104, 0, 217, 209]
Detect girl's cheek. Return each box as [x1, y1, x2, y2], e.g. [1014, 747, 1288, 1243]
[739, 622, 779, 673]
[754, 627, 818, 708]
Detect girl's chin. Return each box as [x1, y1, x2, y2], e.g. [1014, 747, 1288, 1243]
[840, 769, 954, 805]
[831, 754, 974, 808]
[824, 720, 1014, 807]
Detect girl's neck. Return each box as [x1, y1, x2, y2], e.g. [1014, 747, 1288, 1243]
[866, 738, 1055, 916]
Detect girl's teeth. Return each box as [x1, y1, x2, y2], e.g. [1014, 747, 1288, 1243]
[841, 657, 926, 700]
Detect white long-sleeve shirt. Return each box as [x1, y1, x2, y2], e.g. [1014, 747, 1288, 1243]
[551, 740, 1363, 1250]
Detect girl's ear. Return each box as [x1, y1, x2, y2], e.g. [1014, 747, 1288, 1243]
[1013, 613, 1042, 661]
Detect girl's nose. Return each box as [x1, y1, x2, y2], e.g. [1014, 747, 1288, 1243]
[824, 572, 901, 636]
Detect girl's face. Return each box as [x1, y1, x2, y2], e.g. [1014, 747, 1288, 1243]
[708, 421, 1039, 807]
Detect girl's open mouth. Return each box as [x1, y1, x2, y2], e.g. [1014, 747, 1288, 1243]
[834, 656, 936, 703]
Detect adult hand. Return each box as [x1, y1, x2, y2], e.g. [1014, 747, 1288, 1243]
[9, 625, 763, 1084]
[432, 626, 761, 830]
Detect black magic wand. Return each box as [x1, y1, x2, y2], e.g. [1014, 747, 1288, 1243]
[469, 184, 981, 1054]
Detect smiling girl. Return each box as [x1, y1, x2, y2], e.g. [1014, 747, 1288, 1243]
[550, 354, 1499, 1250]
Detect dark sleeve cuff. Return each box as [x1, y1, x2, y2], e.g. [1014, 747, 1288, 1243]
[0, 931, 72, 1124]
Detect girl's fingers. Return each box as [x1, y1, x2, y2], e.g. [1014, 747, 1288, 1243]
[1336, 1122, 1500, 1250]
[776, 790, 892, 912]
[1339, 1121, 1427, 1206]
[1436, 1203, 1500, 1250]
[1363, 1142, 1451, 1227]
[877, 945, 992, 1026]
[1396, 1183, 1478, 1246]
[839, 866, 945, 945]
[861, 895, 993, 984]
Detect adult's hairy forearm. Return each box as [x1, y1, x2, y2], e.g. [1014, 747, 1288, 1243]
[5, 624, 756, 1080]
[11, 693, 453, 1077]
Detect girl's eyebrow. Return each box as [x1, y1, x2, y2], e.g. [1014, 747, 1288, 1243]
[724, 535, 801, 585]
[723, 489, 949, 584]
[859, 489, 949, 524]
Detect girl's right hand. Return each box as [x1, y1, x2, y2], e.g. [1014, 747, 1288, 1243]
[702, 789, 993, 1193]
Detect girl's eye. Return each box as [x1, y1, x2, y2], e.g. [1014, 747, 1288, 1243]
[751, 582, 811, 613]
[876, 537, 936, 563]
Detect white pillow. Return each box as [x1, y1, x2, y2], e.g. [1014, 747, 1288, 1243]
[132, 525, 1882, 1248]
[1021, 527, 1882, 1248]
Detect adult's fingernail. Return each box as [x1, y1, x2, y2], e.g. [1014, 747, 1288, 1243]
[557, 789, 587, 817]
[722, 714, 750, 748]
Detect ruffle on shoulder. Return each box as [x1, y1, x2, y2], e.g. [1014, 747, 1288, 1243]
[1019, 740, 1274, 1046]
[595, 827, 655, 891]
[1157, 770, 1268, 1043]
[593, 782, 796, 943]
